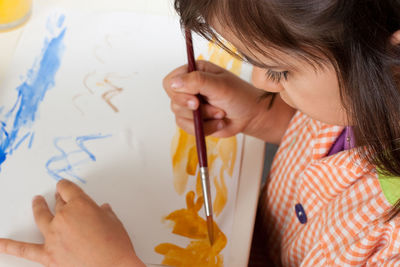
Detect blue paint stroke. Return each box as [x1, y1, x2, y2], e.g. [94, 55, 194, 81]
[46, 134, 111, 183]
[0, 14, 66, 167]
[12, 132, 31, 153]
[28, 132, 35, 149]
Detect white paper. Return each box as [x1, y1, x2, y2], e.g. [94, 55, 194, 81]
[0, 8, 249, 266]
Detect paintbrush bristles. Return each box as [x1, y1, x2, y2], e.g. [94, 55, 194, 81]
[207, 216, 215, 245]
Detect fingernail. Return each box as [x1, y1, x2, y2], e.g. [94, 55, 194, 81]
[217, 121, 224, 130]
[214, 112, 224, 119]
[187, 100, 197, 110]
[171, 78, 183, 89]
[32, 195, 41, 202]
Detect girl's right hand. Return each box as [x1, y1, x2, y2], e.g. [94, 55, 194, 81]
[163, 60, 268, 138]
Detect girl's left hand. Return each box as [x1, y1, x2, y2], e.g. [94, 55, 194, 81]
[0, 179, 145, 267]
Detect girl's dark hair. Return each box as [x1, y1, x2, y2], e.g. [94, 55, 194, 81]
[174, 0, 400, 218]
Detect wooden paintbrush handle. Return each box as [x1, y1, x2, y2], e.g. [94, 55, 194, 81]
[185, 28, 208, 168]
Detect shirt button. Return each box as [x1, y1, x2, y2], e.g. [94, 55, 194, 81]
[295, 203, 307, 224]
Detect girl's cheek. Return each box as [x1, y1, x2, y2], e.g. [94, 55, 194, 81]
[251, 67, 267, 88]
[279, 91, 296, 109]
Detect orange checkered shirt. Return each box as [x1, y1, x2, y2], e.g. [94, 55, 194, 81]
[260, 111, 400, 266]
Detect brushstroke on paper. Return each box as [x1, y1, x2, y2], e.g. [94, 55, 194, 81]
[0, 14, 66, 168]
[73, 71, 135, 114]
[154, 191, 227, 266]
[46, 134, 111, 183]
[72, 36, 136, 115]
[155, 41, 243, 266]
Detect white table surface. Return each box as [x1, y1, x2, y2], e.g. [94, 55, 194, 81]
[0, 1, 265, 266]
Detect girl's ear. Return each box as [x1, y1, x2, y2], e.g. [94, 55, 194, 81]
[390, 30, 400, 45]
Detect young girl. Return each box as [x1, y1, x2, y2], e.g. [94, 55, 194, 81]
[1, 0, 400, 266]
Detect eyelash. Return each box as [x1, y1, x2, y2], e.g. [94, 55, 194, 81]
[265, 69, 289, 83]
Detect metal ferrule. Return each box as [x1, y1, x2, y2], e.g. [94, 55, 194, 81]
[200, 167, 213, 217]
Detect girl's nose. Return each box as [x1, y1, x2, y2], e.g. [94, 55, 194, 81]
[251, 67, 284, 93]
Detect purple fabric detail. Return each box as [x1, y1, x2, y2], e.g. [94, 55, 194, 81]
[327, 126, 355, 156]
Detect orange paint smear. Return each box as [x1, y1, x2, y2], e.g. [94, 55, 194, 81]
[171, 128, 196, 195]
[217, 137, 237, 177]
[158, 41, 243, 266]
[154, 191, 227, 267]
[213, 168, 228, 217]
[186, 146, 198, 176]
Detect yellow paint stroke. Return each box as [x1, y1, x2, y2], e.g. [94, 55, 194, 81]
[217, 137, 237, 177]
[186, 146, 198, 176]
[213, 168, 227, 217]
[171, 128, 196, 195]
[207, 42, 242, 76]
[154, 191, 227, 267]
[156, 41, 243, 266]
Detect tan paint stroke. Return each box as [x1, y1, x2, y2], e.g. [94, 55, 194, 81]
[72, 71, 97, 115]
[73, 72, 134, 115]
[101, 76, 123, 113]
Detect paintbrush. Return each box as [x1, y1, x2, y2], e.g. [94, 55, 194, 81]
[184, 28, 214, 245]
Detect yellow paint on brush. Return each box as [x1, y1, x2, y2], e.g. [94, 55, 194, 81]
[0, 0, 31, 24]
[154, 191, 227, 267]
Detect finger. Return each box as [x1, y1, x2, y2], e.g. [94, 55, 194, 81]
[171, 103, 226, 120]
[168, 92, 200, 110]
[168, 71, 230, 102]
[163, 64, 189, 90]
[32, 196, 53, 234]
[0, 238, 46, 264]
[163, 60, 224, 92]
[100, 203, 112, 211]
[164, 62, 227, 96]
[176, 117, 225, 136]
[54, 192, 66, 213]
[56, 179, 87, 203]
[101, 203, 118, 219]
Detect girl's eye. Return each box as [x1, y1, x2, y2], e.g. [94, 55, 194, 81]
[265, 69, 289, 83]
